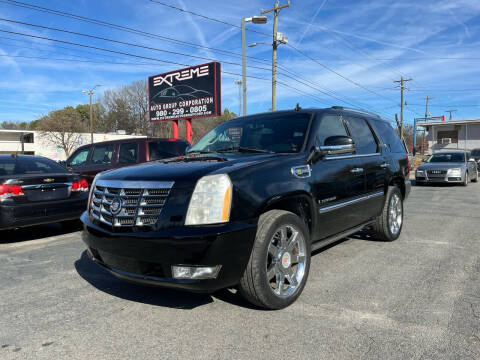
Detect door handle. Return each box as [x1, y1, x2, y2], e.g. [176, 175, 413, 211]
[379, 162, 389, 168]
[350, 168, 364, 173]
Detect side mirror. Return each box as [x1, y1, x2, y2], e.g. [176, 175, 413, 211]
[319, 136, 355, 155]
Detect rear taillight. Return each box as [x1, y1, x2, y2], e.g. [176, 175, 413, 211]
[0, 184, 25, 201]
[71, 179, 89, 192]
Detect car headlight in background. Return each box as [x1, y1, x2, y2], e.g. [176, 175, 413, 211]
[416, 170, 425, 176]
[185, 174, 232, 225]
[447, 168, 462, 176]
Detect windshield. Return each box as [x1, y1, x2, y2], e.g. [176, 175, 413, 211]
[471, 149, 480, 156]
[188, 113, 311, 154]
[427, 153, 465, 163]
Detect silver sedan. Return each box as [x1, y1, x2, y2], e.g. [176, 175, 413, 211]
[415, 151, 479, 186]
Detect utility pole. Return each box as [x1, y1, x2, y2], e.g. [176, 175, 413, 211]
[241, 16, 267, 116]
[420, 96, 434, 156]
[446, 109, 457, 120]
[261, 1, 290, 111]
[234, 79, 242, 116]
[393, 76, 412, 141]
[82, 84, 102, 143]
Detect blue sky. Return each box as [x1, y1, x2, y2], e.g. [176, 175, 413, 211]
[0, 0, 479, 124]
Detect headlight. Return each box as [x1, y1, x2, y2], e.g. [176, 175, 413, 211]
[185, 174, 232, 225]
[416, 169, 425, 175]
[447, 168, 462, 176]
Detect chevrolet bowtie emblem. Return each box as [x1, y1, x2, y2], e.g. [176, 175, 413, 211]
[43, 178, 55, 183]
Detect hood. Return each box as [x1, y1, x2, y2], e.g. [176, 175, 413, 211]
[417, 162, 465, 171]
[97, 153, 285, 188]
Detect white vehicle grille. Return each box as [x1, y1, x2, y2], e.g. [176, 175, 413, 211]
[89, 180, 174, 228]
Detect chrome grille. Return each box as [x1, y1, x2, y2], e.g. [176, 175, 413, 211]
[427, 170, 447, 177]
[90, 180, 174, 228]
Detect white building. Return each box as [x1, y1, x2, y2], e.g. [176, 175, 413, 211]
[417, 119, 480, 154]
[0, 129, 145, 160]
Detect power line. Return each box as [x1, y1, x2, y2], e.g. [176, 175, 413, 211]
[285, 43, 398, 105]
[0, 1, 393, 116]
[0, 17, 274, 72]
[0, 0, 271, 64]
[0, 29, 334, 109]
[149, 0, 271, 37]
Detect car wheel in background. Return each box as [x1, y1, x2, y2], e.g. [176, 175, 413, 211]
[371, 186, 403, 242]
[238, 210, 311, 310]
[472, 171, 478, 183]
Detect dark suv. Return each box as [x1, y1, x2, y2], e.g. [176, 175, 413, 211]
[81, 107, 411, 309]
[66, 138, 189, 183]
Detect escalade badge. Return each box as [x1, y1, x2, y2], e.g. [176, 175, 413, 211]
[110, 196, 122, 215]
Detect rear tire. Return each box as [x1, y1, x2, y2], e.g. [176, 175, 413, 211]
[371, 186, 403, 242]
[472, 171, 478, 183]
[238, 210, 311, 310]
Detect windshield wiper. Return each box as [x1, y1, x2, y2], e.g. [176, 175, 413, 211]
[215, 146, 274, 154]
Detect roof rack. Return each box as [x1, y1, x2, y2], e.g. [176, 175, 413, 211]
[330, 106, 381, 119]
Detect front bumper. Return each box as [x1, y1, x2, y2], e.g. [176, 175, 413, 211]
[0, 195, 88, 230]
[81, 212, 257, 293]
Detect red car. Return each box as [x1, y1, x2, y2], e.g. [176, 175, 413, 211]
[66, 138, 189, 183]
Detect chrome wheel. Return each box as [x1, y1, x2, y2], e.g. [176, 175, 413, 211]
[266, 225, 306, 298]
[388, 193, 403, 236]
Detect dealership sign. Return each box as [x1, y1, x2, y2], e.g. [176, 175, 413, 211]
[148, 62, 221, 122]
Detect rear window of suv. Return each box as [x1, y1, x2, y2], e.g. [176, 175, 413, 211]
[370, 120, 406, 153]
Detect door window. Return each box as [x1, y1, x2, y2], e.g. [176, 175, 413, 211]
[344, 117, 379, 154]
[316, 114, 349, 146]
[68, 147, 90, 167]
[119, 143, 139, 164]
[91, 145, 114, 165]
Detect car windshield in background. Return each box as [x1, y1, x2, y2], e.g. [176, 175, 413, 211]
[0, 156, 67, 176]
[188, 113, 311, 154]
[427, 153, 465, 163]
[471, 149, 480, 156]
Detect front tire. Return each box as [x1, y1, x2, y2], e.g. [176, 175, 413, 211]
[462, 172, 469, 186]
[239, 210, 311, 310]
[371, 186, 403, 241]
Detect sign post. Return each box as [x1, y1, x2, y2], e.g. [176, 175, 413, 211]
[148, 62, 221, 143]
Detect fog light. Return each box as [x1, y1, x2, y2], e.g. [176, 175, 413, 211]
[172, 265, 221, 279]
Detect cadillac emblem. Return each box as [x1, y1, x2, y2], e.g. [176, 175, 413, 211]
[110, 196, 122, 215]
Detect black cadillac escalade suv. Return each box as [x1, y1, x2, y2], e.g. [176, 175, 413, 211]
[81, 107, 411, 309]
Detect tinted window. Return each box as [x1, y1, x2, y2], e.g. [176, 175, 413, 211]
[0, 156, 67, 176]
[344, 117, 378, 154]
[68, 147, 90, 166]
[119, 143, 138, 164]
[91, 145, 114, 165]
[428, 153, 465, 163]
[471, 149, 480, 156]
[149, 142, 187, 161]
[189, 113, 310, 154]
[316, 114, 349, 146]
[371, 120, 405, 153]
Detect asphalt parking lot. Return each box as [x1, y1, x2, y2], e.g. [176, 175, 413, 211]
[1, 183, 479, 360]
